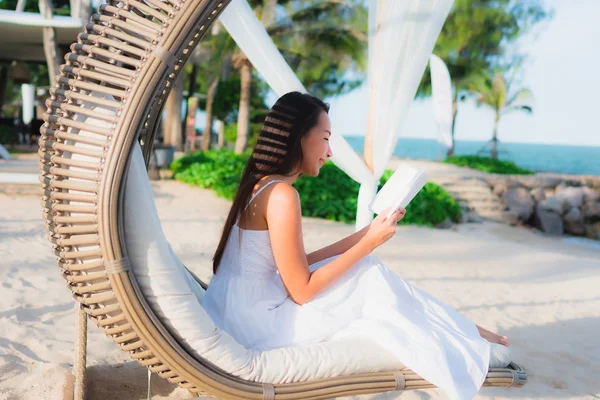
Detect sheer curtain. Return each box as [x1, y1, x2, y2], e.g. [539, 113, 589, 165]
[356, 0, 454, 229]
[219, 0, 374, 185]
[220, 0, 453, 229]
[430, 54, 453, 150]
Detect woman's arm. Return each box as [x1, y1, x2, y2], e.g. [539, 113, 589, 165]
[267, 184, 375, 305]
[306, 225, 369, 266]
[266, 184, 402, 305]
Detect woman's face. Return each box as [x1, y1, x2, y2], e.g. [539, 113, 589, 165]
[300, 111, 333, 177]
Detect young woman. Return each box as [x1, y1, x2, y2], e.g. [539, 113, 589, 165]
[202, 92, 509, 400]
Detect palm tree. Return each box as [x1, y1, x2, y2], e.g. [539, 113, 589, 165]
[233, 0, 367, 154]
[467, 71, 533, 159]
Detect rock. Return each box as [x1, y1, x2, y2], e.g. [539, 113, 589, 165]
[535, 202, 564, 235]
[563, 207, 585, 235]
[530, 187, 546, 203]
[555, 187, 584, 210]
[582, 186, 600, 203]
[493, 183, 508, 197]
[435, 218, 454, 229]
[555, 182, 567, 193]
[464, 213, 484, 223]
[514, 176, 562, 189]
[503, 187, 535, 222]
[556, 180, 582, 190]
[581, 201, 600, 221]
[544, 188, 555, 199]
[486, 177, 523, 189]
[585, 222, 600, 240]
[539, 197, 564, 214]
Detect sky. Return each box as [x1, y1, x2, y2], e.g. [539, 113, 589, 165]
[323, 0, 600, 147]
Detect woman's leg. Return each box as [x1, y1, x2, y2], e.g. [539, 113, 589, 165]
[477, 325, 509, 346]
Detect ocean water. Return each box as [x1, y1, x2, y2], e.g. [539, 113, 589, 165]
[343, 136, 600, 176]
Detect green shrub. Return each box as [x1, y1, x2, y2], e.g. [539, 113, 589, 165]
[293, 163, 361, 223]
[445, 155, 534, 175]
[378, 170, 462, 226]
[171, 150, 249, 199]
[172, 151, 462, 226]
[0, 125, 17, 146]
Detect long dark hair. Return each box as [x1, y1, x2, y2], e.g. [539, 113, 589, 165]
[212, 92, 329, 275]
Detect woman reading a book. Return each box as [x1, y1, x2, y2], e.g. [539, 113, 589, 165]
[202, 91, 509, 400]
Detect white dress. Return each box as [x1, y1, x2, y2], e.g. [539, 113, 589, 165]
[202, 180, 491, 400]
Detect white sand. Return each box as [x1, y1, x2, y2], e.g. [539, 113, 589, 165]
[1, 180, 599, 400]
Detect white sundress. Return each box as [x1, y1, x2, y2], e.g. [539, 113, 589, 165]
[201, 180, 491, 400]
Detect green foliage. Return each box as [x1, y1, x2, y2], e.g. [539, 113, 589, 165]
[269, 0, 368, 99]
[172, 151, 462, 227]
[378, 170, 462, 227]
[293, 163, 361, 223]
[171, 150, 250, 199]
[466, 70, 534, 113]
[0, 0, 70, 14]
[445, 155, 534, 175]
[0, 124, 17, 145]
[417, 0, 551, 101]
[193, 73, 270, 124]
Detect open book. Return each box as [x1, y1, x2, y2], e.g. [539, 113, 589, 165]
[369, 164, 428, 218]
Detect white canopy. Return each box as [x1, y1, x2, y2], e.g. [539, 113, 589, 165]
[221, 0, 454, 229]
[0, 10, 81, 62]
[430, 54, 454, 149]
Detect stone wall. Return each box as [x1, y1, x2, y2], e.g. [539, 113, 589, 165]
[484, 175, 600, 239]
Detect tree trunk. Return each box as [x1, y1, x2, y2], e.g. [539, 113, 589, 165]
[39, 0, 62, 82]
[163, 73, 184, 150]
[261, 0, 277, 26]
[217, 119, 225, 149]
[234, 59, 252, 154]
[491, 112, 500, 159]
[0, 63, 9, 114]
[447, 88, 460, 158]
[233, 0, 277, 154]
[202, 77, 219, 151]
[182, 64, 199, 141]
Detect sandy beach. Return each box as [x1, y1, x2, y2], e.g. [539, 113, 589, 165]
[1, 177, 599, 399]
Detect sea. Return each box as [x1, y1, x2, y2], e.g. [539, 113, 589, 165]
[343, 136, 600, 176]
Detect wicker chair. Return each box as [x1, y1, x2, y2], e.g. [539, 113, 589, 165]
[38, 0, 527, 398]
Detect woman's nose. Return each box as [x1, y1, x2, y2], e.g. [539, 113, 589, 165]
[327, 144, 333, 158]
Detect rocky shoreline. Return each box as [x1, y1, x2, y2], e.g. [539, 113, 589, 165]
[447, 173, 600, 240]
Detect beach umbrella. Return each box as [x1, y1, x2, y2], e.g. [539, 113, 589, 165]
[429, 54, 454, 150]
[357, 0, 454, 229]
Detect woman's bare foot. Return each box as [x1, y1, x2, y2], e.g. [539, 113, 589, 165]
[477, 325, 509, 347]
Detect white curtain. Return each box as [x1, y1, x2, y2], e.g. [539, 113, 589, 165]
[356, 0, 454, 229]
[219, 0, 375, 186]
[220, 0, 453, 230]
[21, 84, 35, 125]
[430, 54, 453, 149]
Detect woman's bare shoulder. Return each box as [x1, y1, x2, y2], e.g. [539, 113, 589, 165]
[262, 181, 301, 227]
[267, 181, 300, 207]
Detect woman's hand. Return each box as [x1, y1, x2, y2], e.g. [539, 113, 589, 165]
[363, 207, 406, 251]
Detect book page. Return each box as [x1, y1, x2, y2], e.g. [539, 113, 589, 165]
[369, 164, 428, 217]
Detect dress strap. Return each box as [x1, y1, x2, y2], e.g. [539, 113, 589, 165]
[243, 179, 285, 211]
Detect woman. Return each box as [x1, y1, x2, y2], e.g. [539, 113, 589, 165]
[202, 92, 509, 400]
